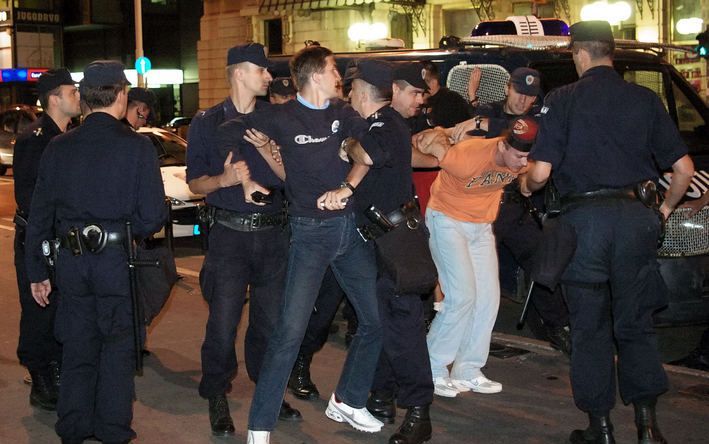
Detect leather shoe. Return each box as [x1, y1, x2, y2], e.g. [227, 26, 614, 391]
[569, 413, 615, 444]
[389, 405, 432, 444]
[367, 391, 396, 424]
[29, 369, 57, 411]
[288, 353, 320, 400]
[278, 400, 303, 422]
[634, 398, 667, 444]
[208, 394, 235, 436]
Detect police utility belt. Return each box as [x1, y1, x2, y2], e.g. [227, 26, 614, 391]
[357, 200, 421, 242]
[214, 207, 286, 232]
[560, 181, 658, 209]
[54, 224, 126, 257]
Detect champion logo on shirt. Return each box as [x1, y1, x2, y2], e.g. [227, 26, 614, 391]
[294, 134, 329, 144]
[331, 120, 340, 133]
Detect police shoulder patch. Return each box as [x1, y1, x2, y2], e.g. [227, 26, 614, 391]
[33, 127, 43, 136]
[540, 106, 550, 114]
[369, 122, 385, 130]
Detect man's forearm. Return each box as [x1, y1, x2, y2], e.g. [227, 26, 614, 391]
[346, 163, 370, 188]
[412, 147, 439, 168]
[661, 155, 695, 217]
[188, 173, 237, 195]
[344, 139, 373, 166]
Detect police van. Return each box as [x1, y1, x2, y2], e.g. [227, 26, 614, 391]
[267, 17, 709, 327]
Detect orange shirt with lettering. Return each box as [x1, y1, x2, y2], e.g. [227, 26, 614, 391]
[428, 137, 527, 223]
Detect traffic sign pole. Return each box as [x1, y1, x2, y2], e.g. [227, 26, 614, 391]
[134, 0, 145, 87]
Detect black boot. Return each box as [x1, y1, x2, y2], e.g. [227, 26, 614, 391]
[278, 400, 303, 422]
[49, 360, 61, 391]
[29, 369, 57, 411]
[569, 413, 615, 444]
[389, 405, 432, 444]
[208, 394, 235, 436]
[634, 398, 667, 444]
[288, 353, 320, 400]
[546, 325, 572, 357]
[367, 391, 396, 424]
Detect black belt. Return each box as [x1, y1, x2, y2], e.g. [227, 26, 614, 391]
[358, 200, 421, 242]
[561, 187, 636, 207]
[214, 208, 285, 232]
[58, 226, 125, 256]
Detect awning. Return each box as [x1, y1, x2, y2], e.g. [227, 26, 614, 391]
[259, 0, 425, 13]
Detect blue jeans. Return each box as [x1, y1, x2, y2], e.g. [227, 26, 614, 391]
[248, 213, 381, 431]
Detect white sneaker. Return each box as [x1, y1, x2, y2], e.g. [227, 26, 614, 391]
[247, 430, 270, 444]
[451, 375, 502, 394]
[433, 376, 459, 398]
[325, 393, 383, 433]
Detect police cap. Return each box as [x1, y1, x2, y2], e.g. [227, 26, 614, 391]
[351, 60, 393, 90]
[392, 62, 428, 91]
[509, 67, 541, 97]
[569, 20, 614, 45]
[506, 116, 538, 152]
[80, 60, 130, 95]
[270, 77, 297, 97]
[37, 68, 76, 95]
[227, 43, 269, 68]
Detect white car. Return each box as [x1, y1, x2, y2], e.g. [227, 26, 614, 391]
[137, 127, 203, 238]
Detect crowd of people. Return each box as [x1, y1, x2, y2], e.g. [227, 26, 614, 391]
[13, 19, 694, 444]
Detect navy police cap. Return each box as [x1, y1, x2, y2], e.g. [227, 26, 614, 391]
[392, 61, 428, 91]
[227, 43, 269, 68]
[80, 60, 130, 94]
[352, 60, 393, 90]
[569, 20, 614, 45]
[37, 68, 76, 95]
[270, 77, 297, 96]
[509, 67, 541, 97]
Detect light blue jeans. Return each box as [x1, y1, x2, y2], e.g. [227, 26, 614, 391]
[425, 208, 500, 381]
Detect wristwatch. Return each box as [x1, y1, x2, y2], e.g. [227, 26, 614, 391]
[341, 181, 356, 193]
[474, 116, 482, 130]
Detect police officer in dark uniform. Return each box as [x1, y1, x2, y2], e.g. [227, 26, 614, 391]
[522, 21, 694, 444]
[25, 60, 166, 444]
[462, 67, 571, 354]
[186, 43, 300, 437]
[13, 68, 81, 411]
[345, 60, 434, 444]
[123, 87, 157, 129]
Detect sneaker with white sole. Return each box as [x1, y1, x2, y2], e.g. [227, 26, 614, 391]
[433, 376, 459, 398]
[451, 375, 502, 394]
[247, 430, 270, 444]
[325, 393, 383, 433]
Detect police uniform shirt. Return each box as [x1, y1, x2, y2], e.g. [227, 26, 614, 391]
[187, 98, 276, 210]
[214, 102, 285, 214]
[354, 105, 414, 226]
[426, 86, 472, 129]
[13, 115, 63, 216]
[24, 112, 166, 283]
[531, 66, 687, 196]
[239, 97, 368, 219]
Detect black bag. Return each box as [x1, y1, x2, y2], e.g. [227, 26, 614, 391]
[136, 244, 179, 325]
[374, 224, 438, 295]
[529, 217, 577, 289]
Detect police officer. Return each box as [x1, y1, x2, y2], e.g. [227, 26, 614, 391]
[185, 43, 300, 437]
[521, 21, 694, 444]
[25, 60, 166, 444]
[455, 67, 572, 354]
[123, 87, 157, 129]
[420, 61, 472, 128]
[13, 68, 80, 411]
[344, 60, 435, 444]
[268, 77, 296, 104]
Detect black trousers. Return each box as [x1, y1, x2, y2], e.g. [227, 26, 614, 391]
[493, 199, 569, 327]
[14, 228, 62, 372]
[53, 248, 138, 443]
[371, 273, 433, 407]
[198, 223, 289, 398]
[561, 199, 668, 415]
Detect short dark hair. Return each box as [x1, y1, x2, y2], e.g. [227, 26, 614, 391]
[572, 40, 614, 60]
[81, 83, 126, 110]
[39, 85, 62, 110]
[354, 79, 392, 102]
[289, 45, 333, 91]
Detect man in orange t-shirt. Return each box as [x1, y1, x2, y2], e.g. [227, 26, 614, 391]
[413, 117, 536, 397]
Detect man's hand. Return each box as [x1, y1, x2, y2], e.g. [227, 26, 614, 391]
[30, 280, 52, 307]
[448, 117, 487, 143]
[244, 128, 271, 150]
[414, 128, 451, 160]
[242, 179, 271, 206]
[467, 67, 482, 103]
[316, 187, 351, 211]
[269, 141, 282, 165]
[218, 152, 246, 188]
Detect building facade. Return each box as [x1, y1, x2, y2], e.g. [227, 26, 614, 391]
[198, 0, 709, 109]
